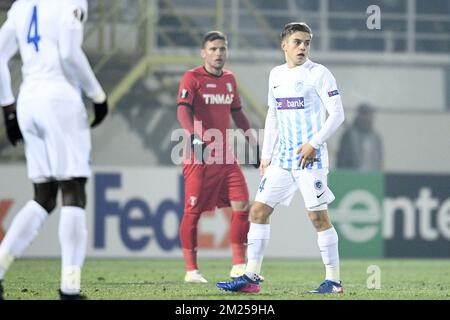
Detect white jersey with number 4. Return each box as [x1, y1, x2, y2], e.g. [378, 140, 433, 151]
[267, 59, 344, 170]
[0, 0, 102, 106]
[0, 0, 104, 181]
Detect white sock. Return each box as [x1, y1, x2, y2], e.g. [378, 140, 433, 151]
[0, 248, 14, 279]
[59, 206, 87, 294]
[0, 200, 47, 279]
[317, 227, 340, 282]
[245, 223, 270, 275]
[61, 266, 81, 295]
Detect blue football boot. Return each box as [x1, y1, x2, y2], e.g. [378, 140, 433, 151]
[307, 280, 343, 294]
[216, 274, 261, 293]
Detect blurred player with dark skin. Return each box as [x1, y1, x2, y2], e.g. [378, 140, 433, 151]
[217, 22, 345, 294]
[177, 31, 260, 283]
[0, 0, 108, 300]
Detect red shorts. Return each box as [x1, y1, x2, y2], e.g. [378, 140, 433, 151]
[182, 162, 249, 214]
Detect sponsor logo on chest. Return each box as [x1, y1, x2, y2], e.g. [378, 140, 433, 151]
[203, 93, 234, 104]
[275, 97, 305, 110]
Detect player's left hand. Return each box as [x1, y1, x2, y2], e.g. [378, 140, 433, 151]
[91, 98, 109, 128]
[2, 104, 23, 146]
[259, 158, 271, 177]
[253, 144, 261, 169]
[297, 143, 317, 169]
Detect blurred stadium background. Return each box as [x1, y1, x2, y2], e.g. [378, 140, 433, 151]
[0, 0, 450, 299]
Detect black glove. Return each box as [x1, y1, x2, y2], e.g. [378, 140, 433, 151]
[90, 99, 108, 128]
[253, 144, 261, 169]
[191, 133, 206, 164]
[2, 104, 23, 146]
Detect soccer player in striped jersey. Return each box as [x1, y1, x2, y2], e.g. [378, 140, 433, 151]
[0, 0, 108, 300]
[217, 22, 345, 294]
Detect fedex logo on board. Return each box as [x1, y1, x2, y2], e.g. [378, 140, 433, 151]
[94, 173, 231, 251]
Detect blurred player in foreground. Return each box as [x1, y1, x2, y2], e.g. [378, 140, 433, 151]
[216, 22, 345, 294]
[177, 31, 260, 283]
[0, 0, 108, 300]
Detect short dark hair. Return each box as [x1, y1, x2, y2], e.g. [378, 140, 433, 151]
[202, 31, 227, 48]
[280, 22, 313, 42]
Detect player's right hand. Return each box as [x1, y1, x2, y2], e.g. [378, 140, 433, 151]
[191, 133, 206, 164]
[2, 104, 23, 146]
[259, 158, 271, 177]
[91, 99, 109, 128]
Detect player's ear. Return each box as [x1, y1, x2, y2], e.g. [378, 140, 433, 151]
[281, 40, 287, 52]
[200, 48, 206, 59]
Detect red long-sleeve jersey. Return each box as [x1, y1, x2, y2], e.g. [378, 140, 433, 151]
[177, 66, 248, 164]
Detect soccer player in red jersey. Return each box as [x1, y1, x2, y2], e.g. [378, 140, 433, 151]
[177, 31, 260, 283]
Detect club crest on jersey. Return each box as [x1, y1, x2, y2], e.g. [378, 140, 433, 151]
[203, 94, 234, 104]
[190, 196, 198, 207]
[226, 83, 233, 93]
[275, 97, 304, 110]
[180, 89, 188, 99]
[314, 179, 323, 190]
[73, 7, 86, 23]
[295, 80, 304, 92]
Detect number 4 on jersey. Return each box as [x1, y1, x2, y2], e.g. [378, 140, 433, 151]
[27, 5, 41, 52]
[258, 178, 267, 193]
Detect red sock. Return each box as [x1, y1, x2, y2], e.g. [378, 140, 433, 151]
[180, 213, 200, 271]
[230, 210, 249, 265]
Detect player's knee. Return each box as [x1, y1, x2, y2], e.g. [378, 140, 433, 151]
[33, 181, 58, 214]
[308, 211, 332, 231]
[309, 217, 323, 230]
[250, 202, 271, 223]
[231, 201, 249, 212]
[60, 178, 87, 209]
[35, 196, 57, 214]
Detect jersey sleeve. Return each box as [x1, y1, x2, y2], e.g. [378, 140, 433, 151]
[309, 66, 345, 149]
[0, 9, 19, 106]
[59, 3, 105, 102]
[262, 69, 279, 159]
[177, 71, 197, 109]
[267, 69, 278, 109]
[315, 66, 342, 109]
[230, 76, 242, 111]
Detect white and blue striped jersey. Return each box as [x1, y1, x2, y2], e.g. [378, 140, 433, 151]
[265, 59, 344, 170]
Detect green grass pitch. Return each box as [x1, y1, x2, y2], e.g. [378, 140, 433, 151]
[2, 258, 450, 300]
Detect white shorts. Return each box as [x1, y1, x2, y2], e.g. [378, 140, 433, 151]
[17, 98, 91, 182]
[254, 165, 335, 211]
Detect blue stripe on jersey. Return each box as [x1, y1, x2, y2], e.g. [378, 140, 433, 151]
[293, 104, 304, 163]
[305, 96, 314, 142]
[273, 146, 280, 167]
[301, 92, 314, 170]
[285, 120, 292, 168]
[279, 141, 286, 168]
[277, 116, 286, 167]
[314, 93, 323, 169]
